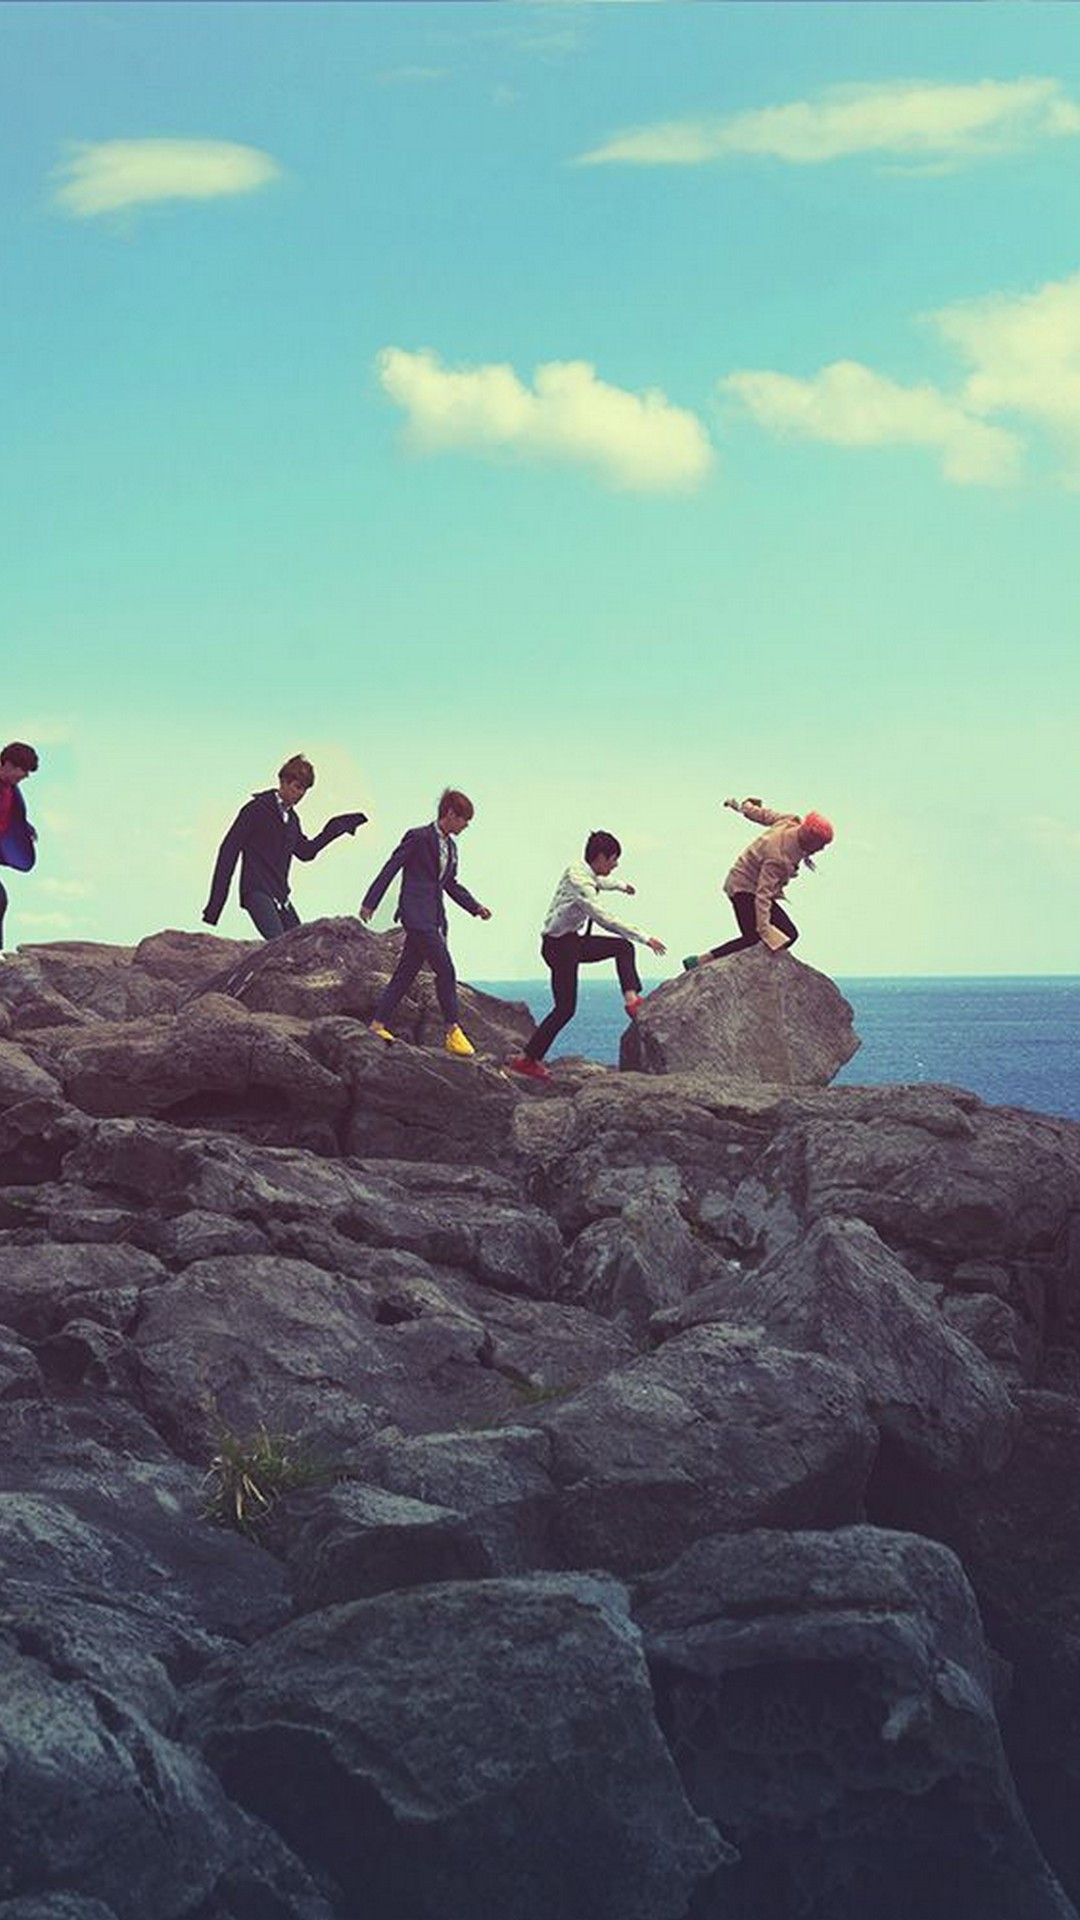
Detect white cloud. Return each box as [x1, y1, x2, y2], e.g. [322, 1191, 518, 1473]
[53, 139, 282, 217]
[933, 272, 1080, 476]
[721, 360, 1021, 486]
[377, 346, 714, 493]
[577, 77, 1080, 168]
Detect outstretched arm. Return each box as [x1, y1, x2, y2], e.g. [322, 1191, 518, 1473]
[203, 800, 257, 925]
[724, 797, 792, 829]
[294, 811, 368, 863]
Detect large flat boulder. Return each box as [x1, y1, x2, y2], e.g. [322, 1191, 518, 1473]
[187, 1574, 727, 1920]
[620, 945, 859, 1085]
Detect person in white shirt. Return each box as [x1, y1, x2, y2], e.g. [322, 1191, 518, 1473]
[507, 831, 666, 1083]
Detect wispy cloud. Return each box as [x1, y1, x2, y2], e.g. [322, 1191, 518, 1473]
[721, 361, 1021, 486]
[577, 77, 1080, 168]
[53, 139, 282, 217]
[721, 267, 1080, 488]
[935, 272, 1080, 479]
[377, 346, 714, 493]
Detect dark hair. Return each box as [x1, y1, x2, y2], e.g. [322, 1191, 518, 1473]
[438, 788, 474, 821]
[1, 742, 38, 773]
[585, 830, 621, 863]
[278, 754, 315, 789]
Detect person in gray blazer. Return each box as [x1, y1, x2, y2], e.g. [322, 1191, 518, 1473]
[359, 787, 491, 1057]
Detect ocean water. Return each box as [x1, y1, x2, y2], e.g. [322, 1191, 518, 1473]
[475, 976, 1080, 1125]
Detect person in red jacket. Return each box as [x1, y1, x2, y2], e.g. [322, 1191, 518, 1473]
[683, 797, 834, 968]
[0, 741, 39, 950]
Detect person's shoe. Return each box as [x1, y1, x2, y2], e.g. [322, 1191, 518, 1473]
[369, 1020, 396, 1043]
[624, 994, 645, 1018]
[682, 955, 700, 971]
[444, 1025, 475, 1057]
[507, 1054, 552, 1083]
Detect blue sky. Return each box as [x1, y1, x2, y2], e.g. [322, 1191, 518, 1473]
[5, 1, 1079, 977]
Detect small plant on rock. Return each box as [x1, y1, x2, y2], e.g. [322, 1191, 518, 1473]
[201, 1425, 328, 1536]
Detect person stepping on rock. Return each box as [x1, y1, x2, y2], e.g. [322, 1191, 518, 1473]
[683, 795, 833, 969]
[360, 788, 492, 1057]
[507, 830, 665, 1082]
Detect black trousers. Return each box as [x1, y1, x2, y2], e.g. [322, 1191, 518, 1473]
[0, 878, 7, 950]
[709, 891, 799, 958]
[526, 932, 641, 1061]
[375, 927, 459, 1026]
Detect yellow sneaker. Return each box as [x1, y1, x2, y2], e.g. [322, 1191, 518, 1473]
[444, 1024, 475, 1057]
[369, 1021, 396, 1043]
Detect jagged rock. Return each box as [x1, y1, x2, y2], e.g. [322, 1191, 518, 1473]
[558, 1192, 714, 1337]
[0, 1041, 62, 1110]
[204, 914, 534, 1055]
[346, 1425, 559, 1575]
[619, 946, 860, 1085]
[650, 1216, 1018, 1479]
[0, 1242, 166, 1343]
[531, 1324, 877, 1574]
[187, 1574, 729, 1920]
[634, 1526, 1078, 1920]
[24, 998, 348, 1125]
[132, 927, 256, 989]
[869, 1389, 1080, 1906]
[264, 1481, 493, 1610]
[10, 940, 181, 1022]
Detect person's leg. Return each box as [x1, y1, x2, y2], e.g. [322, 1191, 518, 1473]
[279, 901, 301, 933]
[525, 936, 580, 1060]
[373, 931, 427, 1025]
[244, 891, 288, 940]
[707, 893, 759, 959]
[577, 934, 641, 999]
[0, 878, 7, 950]
[419, 929, 459, 1027]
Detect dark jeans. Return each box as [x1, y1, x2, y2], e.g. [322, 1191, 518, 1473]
[0, 878, 7, 950]
[526, 932, 641, 1061]
[709, 891, 799, 959]
[374, 927, 459, 1026]
[244, 892, 301, 940]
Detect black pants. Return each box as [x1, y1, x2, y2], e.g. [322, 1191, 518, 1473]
[375, 927, 459, 1026]
[0, 878, 7, 950]
[709, 891, 799, 959]
[526, 932, 641, 1061]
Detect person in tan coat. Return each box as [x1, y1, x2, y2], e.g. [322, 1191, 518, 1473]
[683, 797, 834, 969]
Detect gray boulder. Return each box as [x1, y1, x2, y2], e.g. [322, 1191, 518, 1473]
[187, 1573, 728, 1920]
[620, 945, 860, 1085]
[652, 1215, 1018, 1479]
[532, 1324, 877, 1573]
[635, 1526, 1077, 1920]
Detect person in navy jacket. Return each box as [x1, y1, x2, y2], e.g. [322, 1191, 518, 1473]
[203, 753, 367, 939]
[359, 787, 492, 1057]
[0, 741, 39, 950]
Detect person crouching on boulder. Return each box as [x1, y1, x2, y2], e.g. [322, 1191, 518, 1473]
[0, 741, 39, 950]
[360, 788, 492, 1058]
[507, 830, 667, 1084]
[683, 798, 833, 970]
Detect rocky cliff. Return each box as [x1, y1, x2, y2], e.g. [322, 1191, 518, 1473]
[1, 925, 1079, 1920]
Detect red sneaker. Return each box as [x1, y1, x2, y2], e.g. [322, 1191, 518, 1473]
[507, 1055, 553, 1083]
[624, 995, 645, 1018]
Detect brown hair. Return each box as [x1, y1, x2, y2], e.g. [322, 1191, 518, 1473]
[438, 788, 474, 821]
[278, 754, 315, 790]
[0, 742, 38, 773]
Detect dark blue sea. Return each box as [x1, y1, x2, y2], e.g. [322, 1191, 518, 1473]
[476, 977, 1080, 1125]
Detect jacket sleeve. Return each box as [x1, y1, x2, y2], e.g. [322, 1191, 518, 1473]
[444, 874, 483, 917]
[739, 800, 795, 829]
[361, 831, 413, 916]
[293, 811, 368, 862]
[204, 799, 258, 924]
